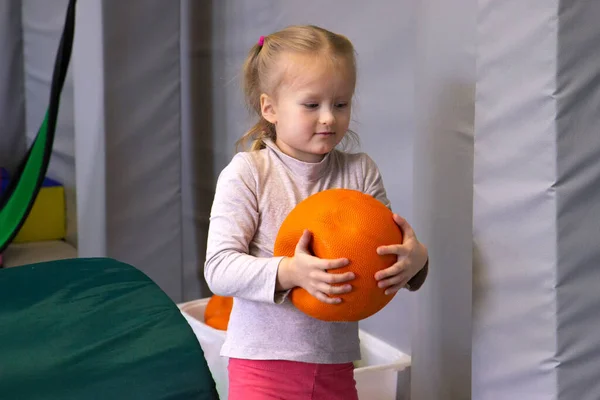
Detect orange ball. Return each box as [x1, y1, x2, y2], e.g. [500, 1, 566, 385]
[204, 294, 233, 331]
[205, 315, 230, 331]
[274, 188, 403, 322]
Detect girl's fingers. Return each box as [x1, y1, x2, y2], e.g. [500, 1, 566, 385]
[384, 284, 405, 296]
[393, 214, 416, 240]
[315, 281, 352, 296]
[378, 272, 409, 289]
[312, 270, 355, 284]
[375, 261, 404, 281]
[321, 257, 350, 270]
[376, 244, 405, 256]
[314, 291, 342, 304]
[295, 229, 313, 253]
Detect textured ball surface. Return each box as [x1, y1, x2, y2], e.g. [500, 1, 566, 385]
[274, 188, 403, 322]
[204, 294, 233, 331]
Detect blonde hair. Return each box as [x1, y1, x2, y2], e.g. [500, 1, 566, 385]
[236, 25, 359, 152]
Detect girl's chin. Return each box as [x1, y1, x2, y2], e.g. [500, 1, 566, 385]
[310, 144, 335, 155]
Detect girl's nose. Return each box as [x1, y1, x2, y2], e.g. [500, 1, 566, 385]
[319, 109, 335, 126]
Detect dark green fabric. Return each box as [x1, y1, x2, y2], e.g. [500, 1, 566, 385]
[0, 257, 219, 400]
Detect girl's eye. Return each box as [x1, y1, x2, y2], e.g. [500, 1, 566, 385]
[336, 103, 348, 108]
[304, 103, 319, 109]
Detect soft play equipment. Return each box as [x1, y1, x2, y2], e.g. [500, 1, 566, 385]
[0, 167, 67, 244]
[0, 258, 219, 399]
[203, 294, 233, 331]
[0, 0, 73, 254]
[274, 188, 403, 322]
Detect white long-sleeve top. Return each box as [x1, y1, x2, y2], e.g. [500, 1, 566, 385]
[204, 139, 391, 363]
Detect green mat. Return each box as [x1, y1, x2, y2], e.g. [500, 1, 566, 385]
[0, 258, 219, 399]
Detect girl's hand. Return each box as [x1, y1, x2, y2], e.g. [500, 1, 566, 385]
[375, 214, 428, 295]
[278, 229, 355, 304]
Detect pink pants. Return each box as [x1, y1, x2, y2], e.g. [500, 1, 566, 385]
[227, 358, 359, 400]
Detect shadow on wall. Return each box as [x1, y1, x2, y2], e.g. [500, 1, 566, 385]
[0, 0, 26, 173]
[436, 80, 474, 400]
[184, 0, 216, 299]
[471, 241, 488, 331]
[412, 79, 475, 400]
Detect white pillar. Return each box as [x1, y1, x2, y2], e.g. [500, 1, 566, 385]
[73, 0, 107, 257]
[411, 0, 476, 398]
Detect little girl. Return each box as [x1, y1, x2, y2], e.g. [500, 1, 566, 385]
[204, 25, 429, 400]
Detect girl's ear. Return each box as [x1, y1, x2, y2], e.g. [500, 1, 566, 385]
[260, 94, 277, 124]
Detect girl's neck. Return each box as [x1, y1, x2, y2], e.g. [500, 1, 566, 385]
[263, 139, 332, 182]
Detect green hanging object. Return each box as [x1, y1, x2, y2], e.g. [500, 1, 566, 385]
[0, 0, 75, 253]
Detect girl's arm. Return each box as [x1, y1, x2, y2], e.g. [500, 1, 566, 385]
[204, 154, 288, 304]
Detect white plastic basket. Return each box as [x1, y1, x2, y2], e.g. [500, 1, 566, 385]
[178, 298, 411, 399]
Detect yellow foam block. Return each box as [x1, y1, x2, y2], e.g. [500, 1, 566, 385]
[13, 185, 67, 243]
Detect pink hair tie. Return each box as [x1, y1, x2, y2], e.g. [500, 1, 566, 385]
[258, 36, 265, 47]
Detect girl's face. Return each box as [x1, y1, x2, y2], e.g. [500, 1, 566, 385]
[260, 53, 355, 163]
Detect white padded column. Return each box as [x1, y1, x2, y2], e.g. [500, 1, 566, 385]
[73, 0, 106, 257]
[473, 1, 600, 398]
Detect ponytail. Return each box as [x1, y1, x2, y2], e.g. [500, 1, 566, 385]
[235, 118, 275, 152]
[237, 39, 278, 152]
